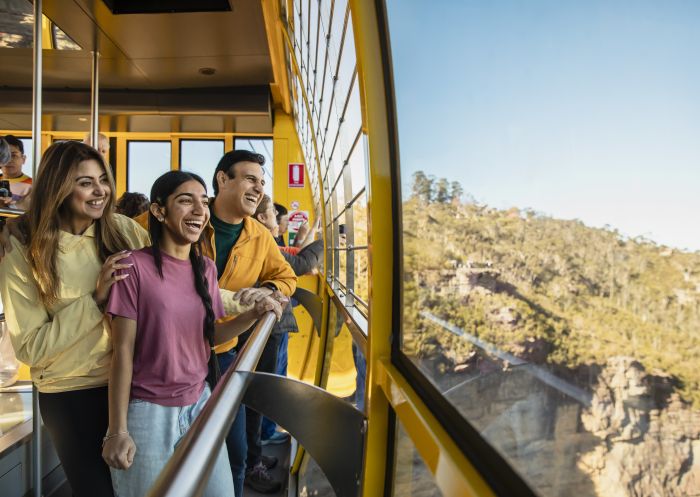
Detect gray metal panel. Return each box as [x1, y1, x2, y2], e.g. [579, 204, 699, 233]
[240, 372, 366, 497]
[0, 86, 271, 115]
[292, 287, 322, 336]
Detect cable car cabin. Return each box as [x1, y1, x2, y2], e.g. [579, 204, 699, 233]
[0, 1, 698, 497]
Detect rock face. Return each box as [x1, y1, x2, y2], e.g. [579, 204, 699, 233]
[579, 357, 700, 497]
[425, 353, 700, 497]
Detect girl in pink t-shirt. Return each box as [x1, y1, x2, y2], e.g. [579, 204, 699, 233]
[102, 171, 282, 497]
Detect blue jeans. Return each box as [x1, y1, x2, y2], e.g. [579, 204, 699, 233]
[110, 385, 234, 497]
[261, 332, 289, 440]
[353, 342, 367, 412]
[217, 350, 247, 497]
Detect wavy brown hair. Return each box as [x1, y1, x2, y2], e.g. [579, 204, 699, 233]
[27, 141, 131, 307]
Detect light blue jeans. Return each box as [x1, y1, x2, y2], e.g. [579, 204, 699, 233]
[110, 385, 235, 497]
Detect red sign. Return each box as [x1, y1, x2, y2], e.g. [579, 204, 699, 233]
[288, 163, 305, 188]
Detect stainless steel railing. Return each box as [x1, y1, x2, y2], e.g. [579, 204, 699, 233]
[0, 207, 25, 218]
[145, 311, 278, 497]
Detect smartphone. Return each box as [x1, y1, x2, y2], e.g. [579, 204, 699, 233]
[339, 224, 346, 235]
[0, 180, 10, 199]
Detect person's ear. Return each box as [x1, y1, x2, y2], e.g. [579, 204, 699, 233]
[216, 170, 229, 190]
[149, 203, 165, 222]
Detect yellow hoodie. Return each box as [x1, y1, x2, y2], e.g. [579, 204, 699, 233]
[0, 214, 150, 393]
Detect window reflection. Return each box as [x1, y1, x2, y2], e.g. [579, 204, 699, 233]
[389, 1, 700, 496]
[0, 0, 81, 50]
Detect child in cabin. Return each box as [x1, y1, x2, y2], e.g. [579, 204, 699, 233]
[101, 171, 283, 497]
[0, 135, 33, 209]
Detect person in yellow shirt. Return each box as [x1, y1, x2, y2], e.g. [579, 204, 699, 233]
[0, 141, 149, 497]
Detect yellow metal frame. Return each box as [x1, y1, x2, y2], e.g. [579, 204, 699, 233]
[377, 360, 496, 497]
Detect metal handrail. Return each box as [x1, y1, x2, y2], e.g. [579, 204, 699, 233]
[146, 311, 278, 497]
[0, 207, 26, 218]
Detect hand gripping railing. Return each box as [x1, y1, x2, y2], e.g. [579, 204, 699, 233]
[145, 311, 278, 497]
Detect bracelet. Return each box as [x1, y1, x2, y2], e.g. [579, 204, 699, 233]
[102, 431, 129, 447]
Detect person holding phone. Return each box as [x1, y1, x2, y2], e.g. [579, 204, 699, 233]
[0, 135, 32, 210]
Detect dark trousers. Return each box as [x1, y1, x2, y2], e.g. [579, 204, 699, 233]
[237, 330, 282, 468]
[38, 386, 114, 497]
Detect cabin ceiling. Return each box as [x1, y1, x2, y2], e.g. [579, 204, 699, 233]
[0, 0, 275, 133]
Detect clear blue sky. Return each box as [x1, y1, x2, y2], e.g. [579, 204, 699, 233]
[386, 0, 700, 251]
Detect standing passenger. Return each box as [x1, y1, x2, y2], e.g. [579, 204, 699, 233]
[131, 151, 297, 496]
[115, 192, 149, 219]
[0, 135, 33, 209]
[0, 141, 150, 497]
[101, 171, 283, 497]
[84, 132, 111, 160]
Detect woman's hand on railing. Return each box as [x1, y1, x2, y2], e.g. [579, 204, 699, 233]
[102, 432, 136, 470]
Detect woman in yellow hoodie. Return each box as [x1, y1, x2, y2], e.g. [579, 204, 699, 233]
[0, 141, 150, 497]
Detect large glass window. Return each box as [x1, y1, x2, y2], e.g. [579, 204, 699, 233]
[127, 141, 171, 196]
[18, 137, 32, 178]
[288, 0, 370, 325]
[388, 1, 700, 496]
[234, 137, 273, 199]
[180, 139, 224, 192]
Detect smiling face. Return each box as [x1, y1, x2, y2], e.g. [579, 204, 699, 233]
[63, 159, 111, 232]
[214, 161, 265, 223]
[154, 179, 210, 245]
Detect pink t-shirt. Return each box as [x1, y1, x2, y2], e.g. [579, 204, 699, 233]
[106, 247, 224, 407]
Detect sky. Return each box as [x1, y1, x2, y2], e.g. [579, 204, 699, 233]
[386, 0, 700, 251]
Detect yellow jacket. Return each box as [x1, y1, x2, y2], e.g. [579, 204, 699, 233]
[133, 212, 297, 352]
[0, 215, 150, 393]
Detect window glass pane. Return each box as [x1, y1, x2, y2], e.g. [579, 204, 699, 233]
[180, 139, 224, 193]
[393, 419, 443, 497]
[235, 137, 273, 199]
[389, 1, 700, 496]
[0, 0, 80, 50]
[18, 138, 32, 178]
[127, 141, 171, 196]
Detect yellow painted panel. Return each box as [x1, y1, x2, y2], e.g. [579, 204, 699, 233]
[326, 325, 358, 398]
[376, 360, 497, 497]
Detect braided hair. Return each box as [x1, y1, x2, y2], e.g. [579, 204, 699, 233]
[148, 171, 221, 386]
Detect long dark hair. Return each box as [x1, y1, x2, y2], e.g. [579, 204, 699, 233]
[149, 171, 220, 386]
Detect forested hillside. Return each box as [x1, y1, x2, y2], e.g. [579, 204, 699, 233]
[402, 172, 700, 405]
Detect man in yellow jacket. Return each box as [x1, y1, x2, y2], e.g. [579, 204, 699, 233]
[205, 149, 296, 495]
[136, 149, 295, 495]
